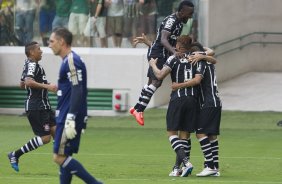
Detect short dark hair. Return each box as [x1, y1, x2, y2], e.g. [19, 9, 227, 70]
[25, 41, 38, 57]
[178, 0, 194, 12]
[177, 35, 192, 50]
[190, 42, 205, 52]
[53, 27, 73, 46]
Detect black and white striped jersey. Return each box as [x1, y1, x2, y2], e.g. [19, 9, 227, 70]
[165, 55, 199, 101]
[196, 61, 222, 108]
[148, 13, 183, 60]
[22, 59, 51, 111]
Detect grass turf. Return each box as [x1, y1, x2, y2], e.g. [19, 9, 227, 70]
[0, 109, 282, 184]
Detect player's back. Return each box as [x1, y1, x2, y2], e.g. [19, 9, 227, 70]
[198, 62, 221, 108]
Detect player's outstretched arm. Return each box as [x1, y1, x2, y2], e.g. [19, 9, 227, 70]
[24, 78, 58, 92]
[189, 54, 217, 65]
[149, 58, 171, 80]
[171, 74, 202, 91]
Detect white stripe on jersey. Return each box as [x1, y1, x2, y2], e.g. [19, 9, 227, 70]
[184, 65, 187, 96]
[67, 53, 78, 85]
[208, 65, 217, 107]
[176, 64, 180, 97]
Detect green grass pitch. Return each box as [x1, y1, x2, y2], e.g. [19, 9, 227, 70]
[0, 109, 282, 184]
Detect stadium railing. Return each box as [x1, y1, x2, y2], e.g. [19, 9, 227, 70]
[211, 32, 282, 57]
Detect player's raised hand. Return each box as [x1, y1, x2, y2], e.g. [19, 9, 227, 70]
[64, 113, 77, 139]
[188, 53, 204, 65]
[133, 33, 152, 47]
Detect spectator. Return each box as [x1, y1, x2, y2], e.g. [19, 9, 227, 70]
[85, 0, 108, 47]
[14, 0, 37, 45]
[38, 0, 56, 46]
[0, 0, 18, 45]
[52, 0, 72, 30]
[123, 0, 139, 47]
[155, 0, 173, 29]
[68, 0, 89, 47]
[107, 0, 124, 47]
[137, 0, 157, 41]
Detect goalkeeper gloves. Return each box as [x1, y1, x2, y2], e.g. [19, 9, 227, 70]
[64, 113, 77, 139]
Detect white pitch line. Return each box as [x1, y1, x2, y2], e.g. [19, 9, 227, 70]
[1, 176, 282, 184]
[24, 152, 282, 160]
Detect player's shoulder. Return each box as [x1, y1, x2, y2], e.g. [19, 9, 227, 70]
[163, 13, 178, 29]
[166, 55, 177, 64]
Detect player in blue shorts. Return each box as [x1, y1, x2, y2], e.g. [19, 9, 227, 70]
[49, 27, 102, 184]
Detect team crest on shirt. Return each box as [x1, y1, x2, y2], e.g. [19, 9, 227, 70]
[180, 58, 189, 63]
[43, 124, 50, 131]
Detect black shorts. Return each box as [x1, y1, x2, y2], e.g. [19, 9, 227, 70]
[147, 56, 166, 80]
[196, 107, 222, 135]
[26, 109, 56, 137]
[166, 96, 197, 132]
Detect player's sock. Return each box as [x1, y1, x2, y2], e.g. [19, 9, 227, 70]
[198, 136, 214, 169]
[133, 84, 148, 110]
[138, 84, 157, 112]
[14, 136, 44, 158]
[169, 135, 189, 165]
[62, 156, 101, 184]
[180, 138, 191, 160]
[210, 139, 219, 169]
[60, 166, 73, 184]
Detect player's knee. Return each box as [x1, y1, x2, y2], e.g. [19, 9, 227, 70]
[53, 154, 67, 165]
[41, 135, 51, 144]
[152, 80, 162, 88]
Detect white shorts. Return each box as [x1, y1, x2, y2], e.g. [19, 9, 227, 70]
[68, 13, 88, 35]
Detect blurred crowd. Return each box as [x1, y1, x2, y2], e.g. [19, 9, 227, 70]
[0, 0, 198, 48]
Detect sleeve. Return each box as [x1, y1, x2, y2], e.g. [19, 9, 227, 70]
[164, 55, 176, 69]
[26, 62, 37, 79]
[67, 53, 84, 116]
[163, 16, 176, 33]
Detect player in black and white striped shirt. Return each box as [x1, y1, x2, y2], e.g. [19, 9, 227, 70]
[8, 41, 57, 172]
[130, 0, 195, 126]
[172, 42, 221, 177]
[149, 35, 198, 177]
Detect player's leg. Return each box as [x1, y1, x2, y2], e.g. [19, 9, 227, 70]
[54, 154, 102, 184]
[195, 108, 219, 176]
[207, 107, 222, 176]
[137, 79, 159, 112]
[54, 121, 102, 184]
[8, 110, 52, 172]
[166, 98, 193, 177]
[209, 135, 220, 176]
